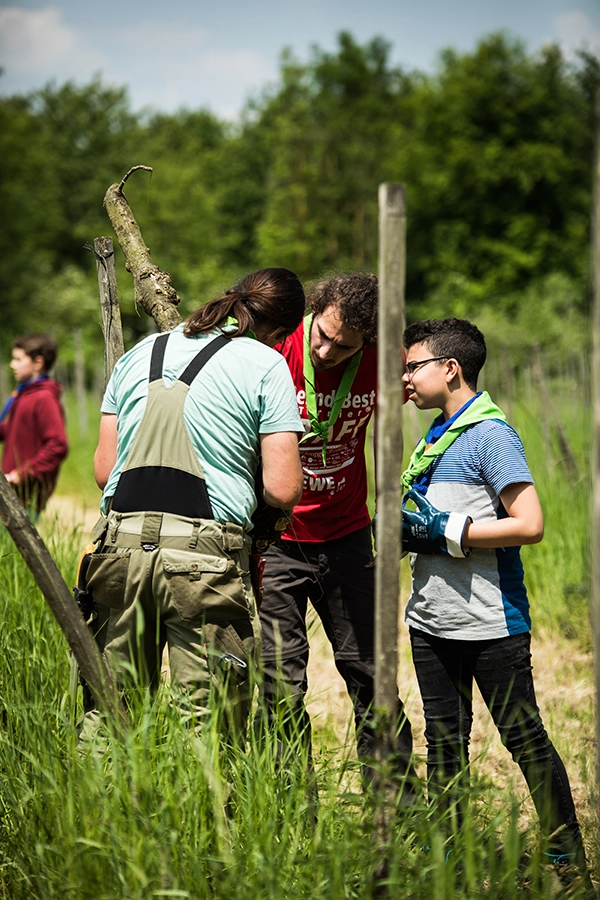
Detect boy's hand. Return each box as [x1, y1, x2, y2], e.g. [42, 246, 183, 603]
[402, 489, 471, 558]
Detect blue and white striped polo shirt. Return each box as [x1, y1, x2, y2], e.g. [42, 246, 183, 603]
[405, 419, 534, 640]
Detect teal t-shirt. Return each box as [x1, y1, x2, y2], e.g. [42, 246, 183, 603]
[100, 325, 302, 530]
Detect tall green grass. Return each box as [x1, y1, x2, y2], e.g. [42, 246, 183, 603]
[0, 524, 595, 898]
[495, 372, 591, 643]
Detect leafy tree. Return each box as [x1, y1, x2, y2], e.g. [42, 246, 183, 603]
[120, 109, 232, 312]
[30, 78, 137, 263]
[252, 32, 410, 279]
[0, 79, 137, 356]
[392, 34, 599, 311]
[0, 95, 62, 343]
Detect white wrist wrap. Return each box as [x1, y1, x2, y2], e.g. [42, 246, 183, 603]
[445, 513, 471, 558]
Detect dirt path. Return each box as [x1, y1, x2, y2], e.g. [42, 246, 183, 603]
[44, 494, 100, 536]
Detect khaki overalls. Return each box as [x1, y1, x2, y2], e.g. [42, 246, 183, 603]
[83, 333, 258, 740]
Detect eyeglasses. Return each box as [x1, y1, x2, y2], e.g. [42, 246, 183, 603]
[404, 356, 449, 375]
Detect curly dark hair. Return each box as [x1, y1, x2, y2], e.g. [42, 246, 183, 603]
[308, 274, 378, 346]
[403, 317, 486, 390]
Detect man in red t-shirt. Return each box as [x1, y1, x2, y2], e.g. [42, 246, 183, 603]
[258, 274, 417, 795]
[0, 334, 68, 516]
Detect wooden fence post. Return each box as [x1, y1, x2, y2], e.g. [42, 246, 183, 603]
[375, 182, 406, 733]
[591, 87, 600, 844]
[93, 236, 125, 384]
[374, 184, 406, 868]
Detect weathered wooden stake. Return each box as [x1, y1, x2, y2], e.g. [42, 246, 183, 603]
[591, 87, 600, 845]
[374, 183, 406, 865]
[0, 474, 128, 727]
[93, 236, 125, 384]
[375, 182, 406, 731]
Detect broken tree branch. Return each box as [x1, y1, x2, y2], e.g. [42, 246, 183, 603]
[118, 164, 153, 193]
[103, 166, 182, 333]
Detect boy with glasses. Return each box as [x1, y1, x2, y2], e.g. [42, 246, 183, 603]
[401, 316, 593, 892]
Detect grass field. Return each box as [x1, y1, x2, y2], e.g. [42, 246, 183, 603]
[0, 373, 596, 898]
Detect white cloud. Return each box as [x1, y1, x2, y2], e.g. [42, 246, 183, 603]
[115, 20, 210, 56]
[0, 7, 75, 73]
[105, 22, 276, 115]
[0, 6, 104, 77]
[554, 10, 600, 57]
[0, 7, 275, 116]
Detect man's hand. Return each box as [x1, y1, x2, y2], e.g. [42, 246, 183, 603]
[402, 488, 471, 558]
[5, 469, 20, 485]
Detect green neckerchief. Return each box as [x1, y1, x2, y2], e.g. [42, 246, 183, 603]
[401, 391, 507, 490]
[300, 313, 362, 465]
[222, 316, 256, 340]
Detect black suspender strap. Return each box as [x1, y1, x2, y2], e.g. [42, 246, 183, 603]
[148, 331, 231, 385]
[149, 333, 170, 382]
[179, 333, 231, 386]
[113, 331, 233, 521]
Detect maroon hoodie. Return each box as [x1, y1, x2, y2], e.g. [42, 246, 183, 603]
[0, 378, 69, 511]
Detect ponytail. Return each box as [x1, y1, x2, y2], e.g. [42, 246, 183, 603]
[184, 268, 305, 339]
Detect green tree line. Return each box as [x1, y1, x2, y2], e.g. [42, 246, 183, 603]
[1, 31, 599, 378]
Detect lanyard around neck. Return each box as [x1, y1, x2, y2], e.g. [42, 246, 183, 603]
[222, 316, 256, 340]
[300, 313, 362, 465]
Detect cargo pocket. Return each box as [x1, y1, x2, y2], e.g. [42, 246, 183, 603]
[162, 549, 249, 622]
[85, 552, 131, 610]
[203, 618, 255, 679]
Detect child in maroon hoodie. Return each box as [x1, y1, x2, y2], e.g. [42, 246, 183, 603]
[0, 334, 68, 515]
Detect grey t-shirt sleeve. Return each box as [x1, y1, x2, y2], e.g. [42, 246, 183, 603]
[475, 421, 533, 496]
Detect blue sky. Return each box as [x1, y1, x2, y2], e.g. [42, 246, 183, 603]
[1, 1, 599, 118]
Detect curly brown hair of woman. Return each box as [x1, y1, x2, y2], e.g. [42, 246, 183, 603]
[308, 273, 378, 346]
[184, 268, 306, 341]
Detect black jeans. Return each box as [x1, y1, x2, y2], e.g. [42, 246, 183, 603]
[258, 527, 417, 792]
[410, 628, 584, 855]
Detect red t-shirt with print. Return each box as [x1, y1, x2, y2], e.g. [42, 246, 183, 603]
[279, 321, 376, 543]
